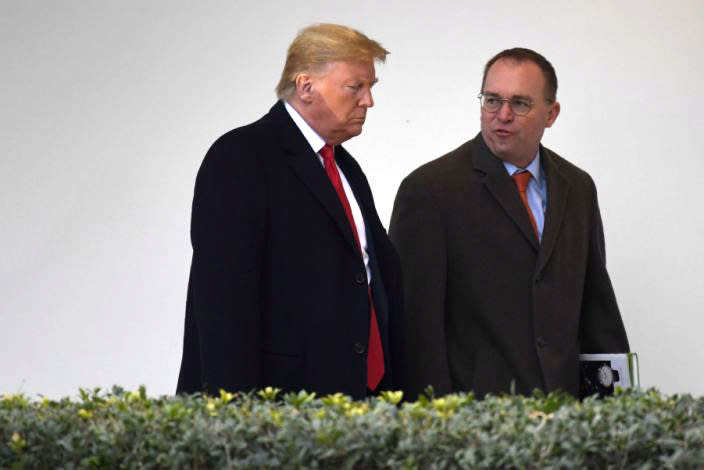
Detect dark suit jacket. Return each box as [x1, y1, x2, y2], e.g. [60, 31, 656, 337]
[177, 101, 403, 400]
[389, 133, 629, 399]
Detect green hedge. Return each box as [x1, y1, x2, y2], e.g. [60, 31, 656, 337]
[2, 387, 703, 468]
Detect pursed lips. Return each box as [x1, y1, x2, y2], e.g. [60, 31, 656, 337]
[493, 128, 513, 137]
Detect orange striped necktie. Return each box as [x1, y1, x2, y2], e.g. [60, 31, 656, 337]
[512, 171, 538, 238]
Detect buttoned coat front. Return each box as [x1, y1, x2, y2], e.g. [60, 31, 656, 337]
[389, 133, 629, 399]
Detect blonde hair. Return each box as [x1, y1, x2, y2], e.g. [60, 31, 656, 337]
[275, 23, 389, 100]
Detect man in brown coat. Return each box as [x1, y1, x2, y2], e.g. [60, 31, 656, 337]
[389, 48, 629, 399]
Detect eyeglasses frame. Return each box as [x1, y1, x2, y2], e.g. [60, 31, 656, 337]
[477, 92, 554, 116]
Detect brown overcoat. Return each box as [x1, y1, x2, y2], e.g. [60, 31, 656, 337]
[389, 133, 629, 399]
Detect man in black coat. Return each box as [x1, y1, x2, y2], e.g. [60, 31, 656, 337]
[389, 48, 629, 399]
[177, 24, 403, 400]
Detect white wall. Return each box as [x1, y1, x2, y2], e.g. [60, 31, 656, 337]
[2, 0, 702, 398]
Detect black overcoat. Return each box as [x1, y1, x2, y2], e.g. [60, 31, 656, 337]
[177, 101, 403, 399]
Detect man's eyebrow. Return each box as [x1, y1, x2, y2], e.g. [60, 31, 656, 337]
[483, 91, 533, 100]
[347, 78, 378, 86]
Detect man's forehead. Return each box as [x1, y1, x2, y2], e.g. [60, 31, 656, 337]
[487, 58, 541, 77]
[319, 59, 374, 72]
[484, 59, 545, 93]
[323, 60, 378, 82]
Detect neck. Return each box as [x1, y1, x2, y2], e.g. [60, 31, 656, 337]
[495, 146, 540, 169]
[511, 153, 538, 169]
[287, 98, 324, 135]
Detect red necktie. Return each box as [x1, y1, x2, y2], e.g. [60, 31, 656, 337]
[320, 144, 385, 391]
[512, 171, 539, 238]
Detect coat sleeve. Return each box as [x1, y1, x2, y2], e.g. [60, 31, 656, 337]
[186, 134, 267, 394]
[389, 172, 452, 399]
[578, 178, 630, 353]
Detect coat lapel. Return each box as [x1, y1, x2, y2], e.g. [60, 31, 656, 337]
[535, 147, 570, 274]
[472, 135, 540, 251]
[335, 146, 371, 224]
[337, 146, 391, 329]
[268, 101, 360, 254]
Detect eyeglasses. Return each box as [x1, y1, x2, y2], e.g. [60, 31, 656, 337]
[478, 93, 552, 116]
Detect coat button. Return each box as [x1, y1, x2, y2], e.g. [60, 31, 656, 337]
[355, 272, 366, 285]
[534, 273, 542, 283]
[353, 342, 366, 354]
[536, 336, 547, 349]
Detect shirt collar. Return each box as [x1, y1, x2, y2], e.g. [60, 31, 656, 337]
[503, 149, 542, 181]
[284, 101, 326, 154]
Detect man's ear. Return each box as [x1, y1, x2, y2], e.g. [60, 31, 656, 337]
[295, 73, 314, 104]
[545, 101, 560, 128]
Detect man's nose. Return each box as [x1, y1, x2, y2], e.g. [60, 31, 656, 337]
[359, 87, 374, 108]
[496, 101, 513, 121]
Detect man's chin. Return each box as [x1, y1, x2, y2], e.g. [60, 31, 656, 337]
[485, 137, 511, 159]
[331, 127, 363, 145]
[346, 124, 364, 138]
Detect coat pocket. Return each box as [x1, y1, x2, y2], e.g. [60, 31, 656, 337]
[261, 350, 305, 392]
